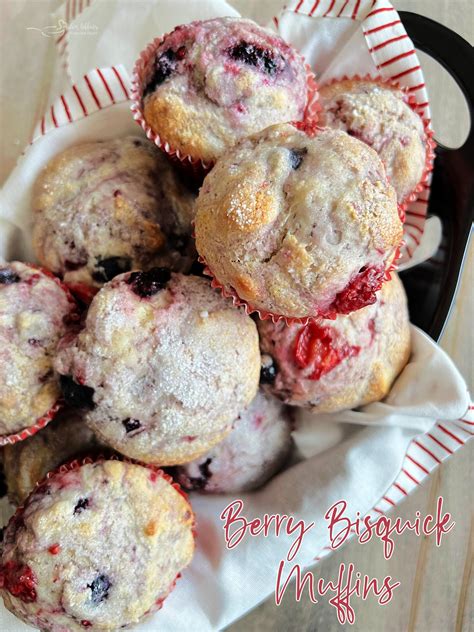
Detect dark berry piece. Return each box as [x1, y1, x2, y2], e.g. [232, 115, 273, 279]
[0, 268, 20, 284]
[92, 257, 131, 283]
[122, 418, 141, 433]
[228, 41, 281, 75]
[74, 498, 89, 515]
[289, 147, 308, 170]
[60, 375, 95, 410]
[88, 574, 111, 605]
[144, 46, 186, 95]
[64, 260, 84, 271]
[188, 458, 213, 490]
[188, 260, 205, 277]
[167, 232, 188, 254]
[126, 267, 171, 298]
[260, 356, 278, 385]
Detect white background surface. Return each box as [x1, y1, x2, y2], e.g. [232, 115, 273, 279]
[0, 1, 472, 630]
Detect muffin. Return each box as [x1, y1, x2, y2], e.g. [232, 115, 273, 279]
[175, 391, 293, 493]
[32, 136, 196, 294]
[54, 269, 260, 465]
[3, 408, 106, 505]
[195, 123, 402, 320]
[0, 263, 77, 439]
[257, 274, 410, 412]
[318, 78, 431, 204]
[0, 459, 194, 631]
[139, 17, 309, 164]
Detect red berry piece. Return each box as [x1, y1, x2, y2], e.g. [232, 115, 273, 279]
[0, 561, 37, 603]
[294, 322, 360, 380]
[329, 265, 385, 315]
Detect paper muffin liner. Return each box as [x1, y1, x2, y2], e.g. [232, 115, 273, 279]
[0, 402, 62, 447]
[131, 30, 320, 184]
[0, 265, 80, 447]
[198, 243, 403, 326]
[32, 454, 193, 508]
[318, 74, 436, 212]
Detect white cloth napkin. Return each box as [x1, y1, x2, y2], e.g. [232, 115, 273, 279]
[0, 1, 470, 631]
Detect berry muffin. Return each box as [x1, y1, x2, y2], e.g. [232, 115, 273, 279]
[257, 274, 410, 412]
[175, 391, 293, 493]
[318, 78, 431, 204]
[0, 262, 77, 439]
[54, 270, 260, 465]
[0, 459, 194, 631]
[139, 18, 309, 164]
[32, 136, 196, 294]
[195, 124, 402, 320]
[3, 409, 106, 505]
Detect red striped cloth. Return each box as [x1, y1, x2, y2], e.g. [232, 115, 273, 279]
[31, 65, 131, 141]
[314, 404, 473, 562]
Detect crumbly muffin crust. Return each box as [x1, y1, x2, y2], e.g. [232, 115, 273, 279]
[257, 274, 410, 412]
[54, 271, 260, 465]
[195, 124, 402, 319]
[0, 262, 76, 436]
[3, 409, 105, 505]
[142, 18, 308, 163]
[318, 79, 427, 203]
[0, 459, 194, 631]
[175, 391, 293, 493]
[33, 136, 196, 288]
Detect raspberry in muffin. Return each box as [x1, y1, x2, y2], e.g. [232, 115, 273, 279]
[54, 270, 260, 465]
[175, 391, 293, 493]
[257, 274, 410, 412]
[139, 18, 309, 164]
[32, 136, 196, 293]
[0, 459, 194, 631]
[318, 78, 431, 204]
[3, 408, 106, 505]
[195, 123, 402, 320]
[0, 262, 77, 439]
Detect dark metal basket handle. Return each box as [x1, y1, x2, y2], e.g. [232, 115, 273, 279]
[398, 11, 474, 158]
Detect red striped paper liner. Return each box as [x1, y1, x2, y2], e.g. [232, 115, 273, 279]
[198, 246, 402, 325]
[275, 0, 435, 266]
[318, 75, 436, 211]
[0, 402, 62, 447]
[130, 32, 320, 183]
[312, 401, 473, 563]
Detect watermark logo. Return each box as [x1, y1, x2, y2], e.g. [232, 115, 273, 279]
[26, 18, 98, 38]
